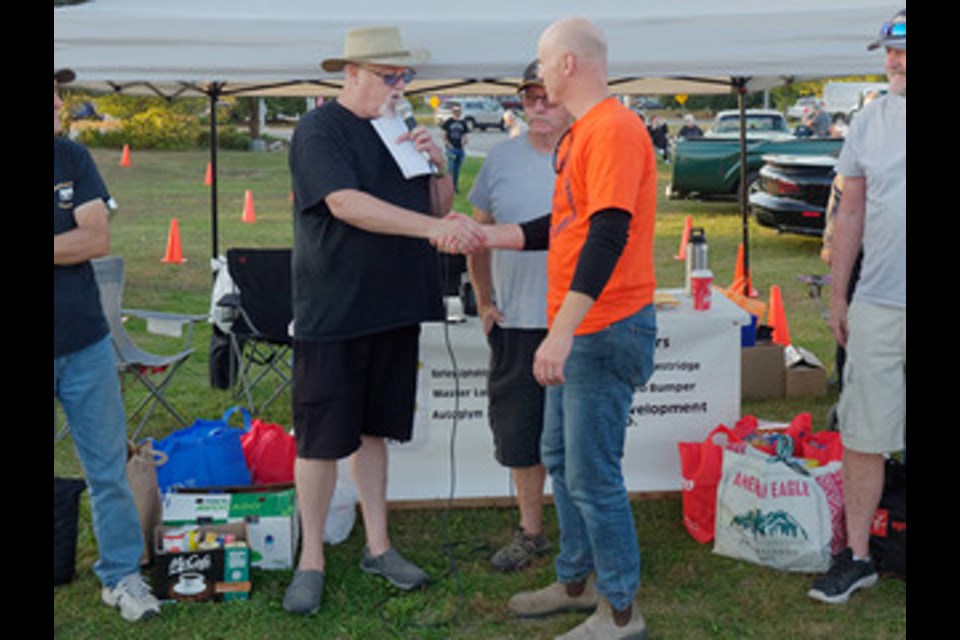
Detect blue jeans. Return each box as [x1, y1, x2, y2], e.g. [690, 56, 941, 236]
[446, 147, 465, 192]
[54, 335, 144, 588]
[541, 305, 656, 611]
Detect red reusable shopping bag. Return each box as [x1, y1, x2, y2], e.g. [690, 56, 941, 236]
[240, 419, 297, 485]
[678, 417, 757, 543]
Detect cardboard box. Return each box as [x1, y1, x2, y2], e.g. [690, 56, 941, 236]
[741, 342, 785, 400]
[153, 522, 251, 603]
[163, 484, 299, 570]
[785, 365, 827, 398]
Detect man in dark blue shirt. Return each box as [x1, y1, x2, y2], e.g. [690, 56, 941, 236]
[441, 104, 468, 192]
[54, 68, 160, 622]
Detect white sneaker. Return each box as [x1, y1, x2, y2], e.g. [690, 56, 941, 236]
[101, 573, 161, 622]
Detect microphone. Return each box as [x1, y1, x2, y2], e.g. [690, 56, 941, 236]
[396, 99, 419, 133]
[396, 99, 437, 172]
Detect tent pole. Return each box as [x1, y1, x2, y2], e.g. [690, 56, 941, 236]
[735, 78, 750, 297]
[209, 84, 222, 262]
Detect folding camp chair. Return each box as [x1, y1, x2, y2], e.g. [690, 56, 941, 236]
[219, 248, 293, 415]
[91, 256, 203, 439]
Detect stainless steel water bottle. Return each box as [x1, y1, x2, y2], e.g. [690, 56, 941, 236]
[685, 227, 708, 294]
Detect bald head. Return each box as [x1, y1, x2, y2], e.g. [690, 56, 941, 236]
[537, 17, 609, 117]
[540, 17, 608, 68]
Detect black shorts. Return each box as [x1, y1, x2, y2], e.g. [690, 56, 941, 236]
[292, 325, 420, 460]
[487, 326, 547, 468]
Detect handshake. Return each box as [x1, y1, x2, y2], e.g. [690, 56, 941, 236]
[430, 212, 520, 254]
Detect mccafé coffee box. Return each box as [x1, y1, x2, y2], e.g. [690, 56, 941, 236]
[153, 522, 251, 603]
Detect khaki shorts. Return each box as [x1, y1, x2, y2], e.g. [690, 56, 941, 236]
[838, 300, 906, 454]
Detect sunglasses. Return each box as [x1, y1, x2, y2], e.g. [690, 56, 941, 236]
[879, 20, 906, 39]
[552, 127, 573, 174]
[362, 66, 416, 87]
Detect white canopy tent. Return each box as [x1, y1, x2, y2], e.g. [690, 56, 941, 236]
[55, 0, 897, 98]
[54, 0, 900, 263]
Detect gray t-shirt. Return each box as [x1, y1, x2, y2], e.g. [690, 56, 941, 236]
[836, 93, 906, 309]
[468, 135, 553, 329]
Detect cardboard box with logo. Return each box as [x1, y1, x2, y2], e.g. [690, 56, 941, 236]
[153, 521, 251, 603]
[162, 484, 299, 570]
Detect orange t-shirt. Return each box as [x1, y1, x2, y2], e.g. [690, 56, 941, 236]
[547, 96, 657, 335]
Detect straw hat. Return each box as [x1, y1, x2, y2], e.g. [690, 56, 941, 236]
[321, 26, 429, 72]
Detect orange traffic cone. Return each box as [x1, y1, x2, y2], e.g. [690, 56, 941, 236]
[767, 285, 791, 346]
[675, 215, 693, 260]
[120, 144, 131, 167]
[731, 243, 757, 297]
[161, 218, 185, 264]
[204, 162, 213, 186]
[242, 190, 256, 223]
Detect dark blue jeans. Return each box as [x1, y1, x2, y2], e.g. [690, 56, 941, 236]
[446, 147, 465, 192]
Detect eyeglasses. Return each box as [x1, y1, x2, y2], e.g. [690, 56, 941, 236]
[879, 20, 906, 39]
[521, 90, 556, 109]
[362, 66, 416, 87]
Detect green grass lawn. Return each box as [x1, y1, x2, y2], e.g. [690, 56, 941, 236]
[53, 146, 906, 639]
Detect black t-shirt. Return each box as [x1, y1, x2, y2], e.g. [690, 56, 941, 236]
[290, 100, 444, 341]
[442, 118, 467, 150]
[53, 137, 110, 357]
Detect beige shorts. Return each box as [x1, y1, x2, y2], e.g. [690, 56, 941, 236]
[838, 300, 907, 454]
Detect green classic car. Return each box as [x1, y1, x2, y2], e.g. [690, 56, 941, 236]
[667, 110, 843, 200]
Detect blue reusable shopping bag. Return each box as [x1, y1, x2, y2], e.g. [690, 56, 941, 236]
[154, 406, 252, 493]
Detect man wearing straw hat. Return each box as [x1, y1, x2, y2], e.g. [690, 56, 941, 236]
[285, 26, 483, 615]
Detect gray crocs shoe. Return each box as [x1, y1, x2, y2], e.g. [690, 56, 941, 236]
[360, 547, 429, 590]
[283, 570, 324, 615]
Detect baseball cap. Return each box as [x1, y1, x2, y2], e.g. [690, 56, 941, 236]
[868, 9, 905, 51]
[517, 60, 543, 93]
[54, 68, 76, 84]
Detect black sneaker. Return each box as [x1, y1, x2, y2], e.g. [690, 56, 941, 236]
[807, 548, 878, 604]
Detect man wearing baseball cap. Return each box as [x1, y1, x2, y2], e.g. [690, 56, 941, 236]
[808, 9, 906, 604]
[466, 61, 571, 573]
[54, 69, 162, 622]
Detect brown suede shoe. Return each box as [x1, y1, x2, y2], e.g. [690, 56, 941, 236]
[508, 577, 598, 618]
[554, 597, 647, 640]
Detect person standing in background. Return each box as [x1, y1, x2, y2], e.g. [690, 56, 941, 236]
[808, 8, 906, 605]
[467, 60, 571, 573]
[54, 67, 162, 623]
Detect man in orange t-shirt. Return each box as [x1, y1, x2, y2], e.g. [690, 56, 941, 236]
[546, 94, 657, 335]
[469, 16, 658, 640]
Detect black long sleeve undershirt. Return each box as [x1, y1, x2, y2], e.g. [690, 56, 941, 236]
[519, 207, 631, 299]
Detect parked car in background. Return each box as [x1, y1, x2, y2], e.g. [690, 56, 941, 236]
[787, 96, 822, 120]
[749, 153, 837, 237]
[496, 95, 522, 111]
[634, 96, 663, 110]
[822, 81, 888, 117]
[434, 97, 505, 131]
[705, 109, 792, 140]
